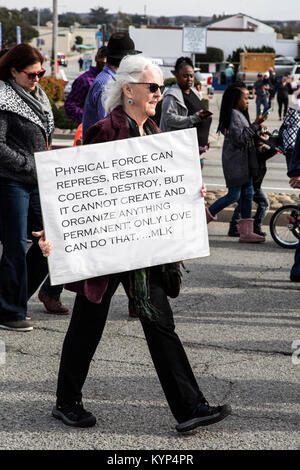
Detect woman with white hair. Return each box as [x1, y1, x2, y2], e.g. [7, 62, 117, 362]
[37, 55, 231, 432]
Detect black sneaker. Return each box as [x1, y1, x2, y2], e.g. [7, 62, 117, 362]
[290, 273, 300, 282]
[0, 320, 33, 332]
[176, 402, 231, 432]
[52, 401, 97, 428]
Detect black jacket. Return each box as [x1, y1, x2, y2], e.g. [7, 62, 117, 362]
[0, 81, 53, 185]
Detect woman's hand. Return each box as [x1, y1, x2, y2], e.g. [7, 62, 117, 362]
[255, 113, 269, 126]
[201, 182, 207, 198]
[32, 230, 53, 257]
[289, 176, 300, 189]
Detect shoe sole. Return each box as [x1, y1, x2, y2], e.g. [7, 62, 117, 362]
[52, 406, 97, 428]
[0, 324, 33, 332]
[176, 404, 232, 432]
[239, 239, 265, 243]
[44, 310, 69, 315]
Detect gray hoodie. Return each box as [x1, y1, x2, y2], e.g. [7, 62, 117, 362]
[159, 83, 203, 132]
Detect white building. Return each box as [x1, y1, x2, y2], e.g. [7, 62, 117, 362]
[129, 13, 299, 63]
[30, 24, 99, 57]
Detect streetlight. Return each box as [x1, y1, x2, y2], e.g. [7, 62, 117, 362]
[51, 0, 58, 77]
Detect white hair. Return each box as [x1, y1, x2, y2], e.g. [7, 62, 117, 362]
[102, 55, 163, 113]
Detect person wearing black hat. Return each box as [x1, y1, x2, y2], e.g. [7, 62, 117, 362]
[82, 32, 141, 138]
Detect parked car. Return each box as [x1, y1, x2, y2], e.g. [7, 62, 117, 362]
[194, 69, 214, 96]
[57, 52, 68, 67]
[274, 56, 296, 76]
[290, 64, 300, 86]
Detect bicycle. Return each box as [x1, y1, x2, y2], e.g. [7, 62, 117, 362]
[269, 195, 300, 248]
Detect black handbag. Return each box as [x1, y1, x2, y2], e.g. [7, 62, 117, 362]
[161, 262, 184, 298]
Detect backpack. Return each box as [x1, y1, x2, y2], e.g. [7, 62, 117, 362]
[280, 108, 300, 151]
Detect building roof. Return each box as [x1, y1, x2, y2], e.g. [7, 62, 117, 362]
[208, 13, 274, 34]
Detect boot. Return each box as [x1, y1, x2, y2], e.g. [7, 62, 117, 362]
[238, 218, 265, 243]
[205, 207, 217, 224]
[228, 225, 239, 237]
[253, 222, 267, 237]
[38, 290, 69, 315]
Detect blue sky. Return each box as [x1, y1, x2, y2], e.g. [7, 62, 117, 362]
[1, 0, 299, 21]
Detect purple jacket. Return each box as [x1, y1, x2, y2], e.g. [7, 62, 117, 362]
[65, 106, 161, 303]
[82, 65, 116, 139]
[64, 66, 98, 124]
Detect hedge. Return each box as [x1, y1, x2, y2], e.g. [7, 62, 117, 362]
[40, 76, 67, 102]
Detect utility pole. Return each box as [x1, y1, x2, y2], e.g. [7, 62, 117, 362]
[51, 0, 58, 77]
[36, 9, 40, 48]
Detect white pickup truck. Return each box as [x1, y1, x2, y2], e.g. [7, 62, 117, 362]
[194, 70, 214, 96]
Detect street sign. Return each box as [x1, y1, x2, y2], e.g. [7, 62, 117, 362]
[182, 27, 207, 54]
[16, 26, 21, 45]
[95, 32, 103, 49]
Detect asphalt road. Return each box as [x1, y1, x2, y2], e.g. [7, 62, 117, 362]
[0, 221, 299, 451]
[1, 70, 299, 453]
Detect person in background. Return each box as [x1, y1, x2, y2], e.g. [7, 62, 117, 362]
[0, 47, 67, 317]
[205, 84, 268, 243]
[78, 57, 83, 71]
[82, 32, 141, 139]
[64, 46, 107, 125]
[0, 44, 63, 331]
[228, 141, 277, 238]
[36, 55, 231, 432]
[253, 73, 269, 116]
[292, 77, 300, 113]
[224, 63, 235, 87]
[275, 74, 292, 121]
[267, 67, 276, 109]
[287, 128, 300, 282]
[159, 56, 212, 169]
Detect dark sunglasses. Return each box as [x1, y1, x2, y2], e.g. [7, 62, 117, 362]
[20, 69, 46, 80]
[130, 82, 165, 94]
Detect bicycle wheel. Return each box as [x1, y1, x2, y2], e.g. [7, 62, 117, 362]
[269, 204, 300, 249]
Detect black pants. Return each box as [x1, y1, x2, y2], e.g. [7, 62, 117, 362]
[277, 97, 288, 119]
[56, 270, 205, 423]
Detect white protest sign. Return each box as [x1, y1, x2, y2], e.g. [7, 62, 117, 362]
[35, 128, 209, 285]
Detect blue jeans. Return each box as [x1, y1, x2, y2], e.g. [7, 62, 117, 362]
[230, 188, 269, 229]
[0, 179, 49, 321]
[209, 180, 254, 219]
[256, 97, 269, 115]
[291, 240, 300, 277]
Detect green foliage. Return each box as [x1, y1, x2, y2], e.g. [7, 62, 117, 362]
[163, 77, 202, 88]
[195, 47, 224, 64]
[0, 7, 38, 47]
[51, 101, 77, 130]
[41, 80, 77, 129]
[164, 77, 176, 87]
[75, 36, 83, 45]
[89, 7, 111, 25]
[40, 76, 67, 102]
[58, 12, 82, 27]
[21, 8, 52, 26]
